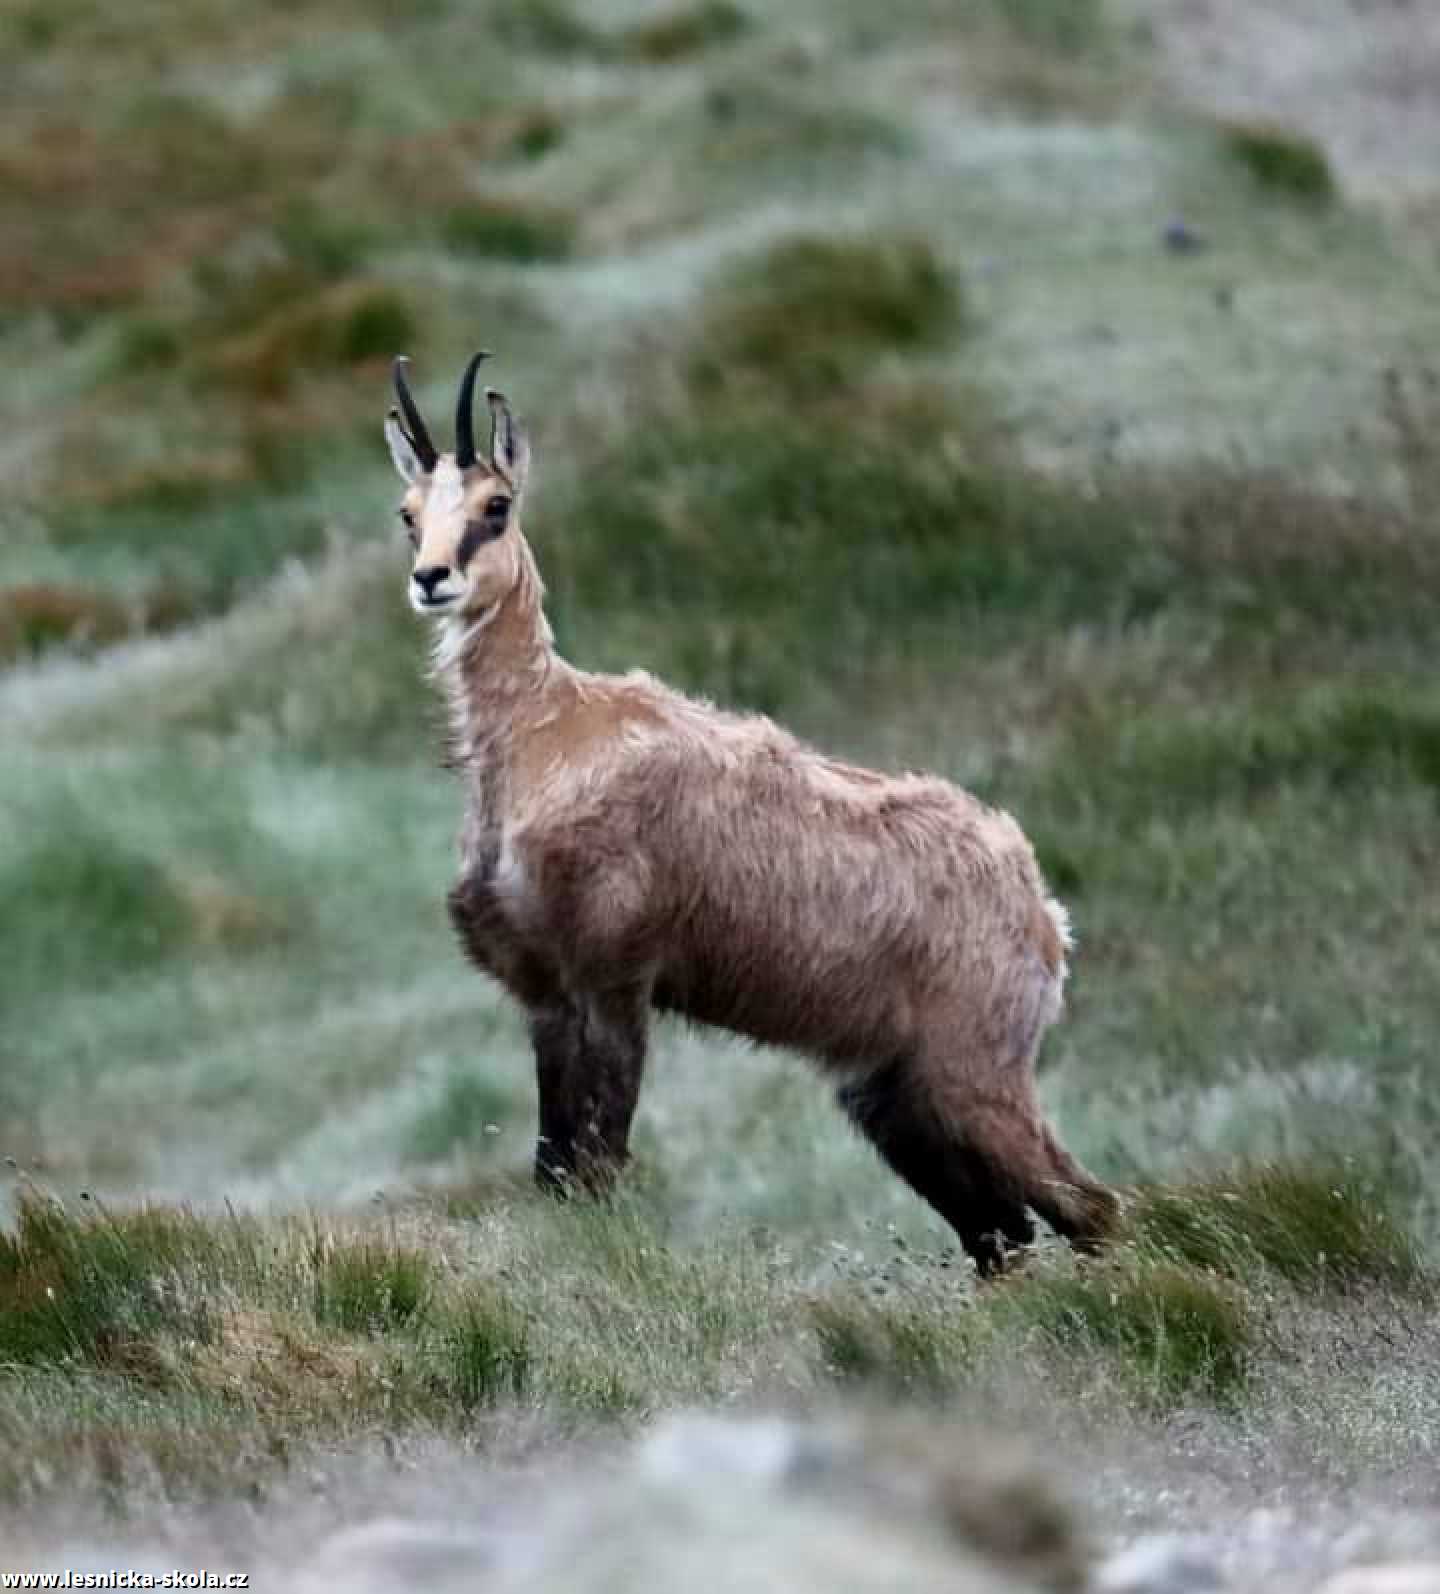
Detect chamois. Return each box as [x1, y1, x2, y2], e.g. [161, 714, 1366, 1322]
[386, 353, 1118, 1276]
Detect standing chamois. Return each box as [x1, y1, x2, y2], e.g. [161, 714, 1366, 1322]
[386, 353, 1118, 1276]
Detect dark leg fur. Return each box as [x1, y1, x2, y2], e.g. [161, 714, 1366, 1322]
[531, 984, 649, 1197]
[965, 1095, 1120, 1253]
[1037, 1122, 1121, 1250]
[530, 999, 586, 1194]
[449, 880, 651, 1197]
[839, 1061, 1035, 1277]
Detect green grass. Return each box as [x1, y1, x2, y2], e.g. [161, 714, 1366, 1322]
[810, 1291, 969, 1391]
[408, 1065, 520, 1162]
[0, 788, 298, 1030]
[1223, 121, 1337, 204]
[440, 197, 577, 261]
[616, 1, 750, 63]
[490, 0, 600, 56]
[490, 0, 750, 65]
[0, 1166, 1424, 1515]
[1069, 686, 1440, 816]
[0, 584, 143, 661]
[1129, 1164, 1422, 1291]
[687, 233, 962, 398]
[4, 0, 1440, 1560]
[441, 1286, 533, 1408]
[991, 0, 1110, 53]
[1001, 1259, 1252, 1407]
[311, 1231, 433, 1335]
[0, 1196, 222, 1372]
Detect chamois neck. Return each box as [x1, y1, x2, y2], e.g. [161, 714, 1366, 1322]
[434, 535, 559, 765]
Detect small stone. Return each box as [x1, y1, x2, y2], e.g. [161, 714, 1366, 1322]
[1162, 218, 1207, 254]
[1316, 1565, 1440, 1594]
[297, 1518, 502, 1594]
[638, 1412, 804, 1486]
[1097, 1533, 1226, 1593]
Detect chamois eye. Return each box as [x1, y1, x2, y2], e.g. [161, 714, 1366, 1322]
[398, 507, 418, 546]
[485, 495, 511, 518]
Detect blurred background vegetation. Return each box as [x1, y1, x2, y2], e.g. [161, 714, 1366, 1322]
[3, 0, 1440, 1548]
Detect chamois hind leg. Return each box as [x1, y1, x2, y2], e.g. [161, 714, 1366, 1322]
[961, 1084, 1119, 1255]
[532, 982, 649, 1197]
[838, 1059, 1035, 1278]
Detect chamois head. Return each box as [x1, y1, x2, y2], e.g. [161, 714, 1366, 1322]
[385, 353, 531, 617]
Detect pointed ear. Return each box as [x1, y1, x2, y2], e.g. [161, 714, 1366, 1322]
[486, 388, 530, 495]
[385, 408, 425, 484]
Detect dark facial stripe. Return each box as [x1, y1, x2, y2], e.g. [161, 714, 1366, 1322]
[456, 512, 508, 569]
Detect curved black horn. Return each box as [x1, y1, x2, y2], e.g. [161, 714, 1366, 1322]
[392, 357, 437, 472]
[453, 350, 491, 469]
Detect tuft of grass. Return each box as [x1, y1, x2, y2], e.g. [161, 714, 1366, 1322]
[1223, 121, 1336, 203]
[0, 1196, 224, 1373]
[990, 0, 1109, 53]
[440, 197, 577, 262]
[210, 282, 417, 399]
[490, 0, 599, 56]
[273, 198, 378, 281]
[512, 1200, 778, 1405]
[689, 233, 961, 398]
[108, 317, 184, 375]
[510, 109, 567, 160]
[311, 1233, 433, 1336]
[810, 1292, 966, 1391]
[439, 1287, 532, 1410]
[1130, 1164, 1422, 1291]
[491, 0, 747, 65]
[616, 1, 750, 64]
[1003, 1261, 1251, 1407]
[0, 584, 132, 659]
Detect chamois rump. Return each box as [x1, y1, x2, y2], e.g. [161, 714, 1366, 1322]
[386, 353, 1118, 1276]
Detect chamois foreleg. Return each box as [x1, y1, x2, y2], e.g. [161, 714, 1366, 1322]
[530, 997, 586, 1194]
[839, 1058, 1036, 1277]
[531, 982, 649, 1196]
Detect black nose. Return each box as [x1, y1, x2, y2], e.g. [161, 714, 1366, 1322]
[413, 565, 451, 597]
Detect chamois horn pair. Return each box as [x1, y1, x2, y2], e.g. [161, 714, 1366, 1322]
[390, 352, 492, 472]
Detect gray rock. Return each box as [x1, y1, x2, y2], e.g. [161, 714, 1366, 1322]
[295, 1517, 512, 1594]
[1316, 1566, 1440, 1594]
[1096, 1534, 1226, 1594]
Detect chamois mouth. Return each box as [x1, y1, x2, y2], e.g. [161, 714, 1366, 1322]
[410, 588, 462, 615]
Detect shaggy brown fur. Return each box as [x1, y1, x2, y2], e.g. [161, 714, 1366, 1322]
[386, 357, 1118, 1275]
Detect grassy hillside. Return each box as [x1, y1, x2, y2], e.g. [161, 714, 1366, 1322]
[3, 0, 1440, 1582]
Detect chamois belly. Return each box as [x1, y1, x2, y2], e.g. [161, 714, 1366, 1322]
[651, 886, 930, 1064]
[653, 953, 892, 1061]
[646, 798, 1047, 1065]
